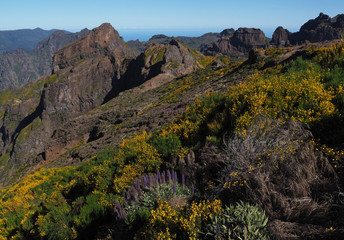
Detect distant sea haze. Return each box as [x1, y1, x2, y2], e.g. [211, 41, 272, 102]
[118, 28, 276, 41]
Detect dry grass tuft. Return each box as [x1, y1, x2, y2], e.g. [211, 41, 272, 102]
[218, 116, 338, 221]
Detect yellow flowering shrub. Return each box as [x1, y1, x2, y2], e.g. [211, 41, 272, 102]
[113, 131, 162, 193]
[143, 199, 222, 240]
[225, 62, 335, 130]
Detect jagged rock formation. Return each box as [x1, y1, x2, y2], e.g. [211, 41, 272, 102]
[0, 23, 207, 177]
[271, 26, 291, 47]
[289, 13, 344, 44]
[44, 23, 134, 123]
[0, 23, 133, 167]
[118, 39, 204, 94]
[127, 30, 232, 55]
[203, 28, 267, 57]
[0, 29, 89, 90]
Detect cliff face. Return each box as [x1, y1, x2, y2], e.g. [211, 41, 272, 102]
[0, 29, 89, 90]
[45, 23, 134, 122]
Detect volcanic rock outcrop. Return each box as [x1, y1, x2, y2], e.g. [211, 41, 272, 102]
[105, 39, 205, 100]
[45, 23, 134, 122]
[203, 28, 267, 57]
[271, 26, 291, 47]
[289, 13, 344, 44]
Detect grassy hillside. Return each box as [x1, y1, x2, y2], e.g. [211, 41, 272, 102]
[0, 41, 344, 239]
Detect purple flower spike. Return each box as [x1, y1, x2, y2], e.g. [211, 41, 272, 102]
[157, 170, 161, 183]
[143, 177, 147, 187]
[148, 175, 152, 186]
[162, 171, 166, 183]
[191, 185, 195, 194]
[167, 170, 171, 182]
[154, 175, 158, 186]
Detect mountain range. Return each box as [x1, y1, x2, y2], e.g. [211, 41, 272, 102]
[1, 13, 344, 92]
[0, 12, 343, 239]
[0, 28, 60, 53]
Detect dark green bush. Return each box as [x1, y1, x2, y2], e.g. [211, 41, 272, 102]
[150, 132, 182, 160]
[205, 201, 271, 240]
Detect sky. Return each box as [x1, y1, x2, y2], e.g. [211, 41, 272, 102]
[1, 0, 344, 41]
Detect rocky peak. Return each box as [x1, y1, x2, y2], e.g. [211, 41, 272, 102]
[163, 40, 203, 76]
[300, 13, 331, 32]
[271, 26, 290, 47]
[231, 28, 267, 48]
[52, 23, 129, 72]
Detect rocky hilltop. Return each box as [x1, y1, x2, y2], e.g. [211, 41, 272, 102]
[202, 28, 268, 57]
[0, 29, 89, 90]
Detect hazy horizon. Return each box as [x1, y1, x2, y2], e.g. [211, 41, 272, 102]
[1, 0, 343, 41]
[0, 26, 297, 42]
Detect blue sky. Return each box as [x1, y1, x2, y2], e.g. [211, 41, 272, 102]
[1, 0, 344, 40]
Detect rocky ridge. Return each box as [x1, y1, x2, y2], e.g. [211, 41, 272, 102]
[272, 13, 344, 47]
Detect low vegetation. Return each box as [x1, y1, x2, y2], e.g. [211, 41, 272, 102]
[1, 41, 344, 239]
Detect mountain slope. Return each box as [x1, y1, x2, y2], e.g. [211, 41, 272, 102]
[0, 19, 344, 239]
[0, 39, 343, 239]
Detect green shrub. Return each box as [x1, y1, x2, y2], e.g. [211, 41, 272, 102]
[205, 201, 271, 240]
[150, 131, 182, 160]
